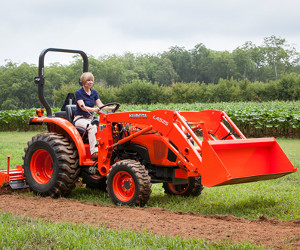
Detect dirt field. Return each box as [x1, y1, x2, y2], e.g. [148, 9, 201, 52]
[0, 190, 299, 249]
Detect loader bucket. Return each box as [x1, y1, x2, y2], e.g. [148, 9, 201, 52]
[201, 138, 297, 187]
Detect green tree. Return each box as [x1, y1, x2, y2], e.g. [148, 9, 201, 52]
[153, 58, 179, 85]
[163, 46, 193, 82]
[233, 42, 256, 80]
[0, 62, 38, 109]
[134, 55, 151, 80]
[97, 55, 126, 87]
[208, 51, 237, 83]
[191, 43, 212, 83]
[263, 35, 298, 80]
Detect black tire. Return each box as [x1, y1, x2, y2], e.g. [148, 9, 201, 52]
[81, 171, 107, 191]
[163, 177, 203, 197]
[23, 132, 80, 197]
[106, 159, 152, 206]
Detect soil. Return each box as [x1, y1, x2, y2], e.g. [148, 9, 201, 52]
[0, 189, 299, 249]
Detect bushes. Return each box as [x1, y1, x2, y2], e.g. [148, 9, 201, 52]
[49, 73, 300, 108]
[165, 74, 299, 104]
[277, 73, 300, 100]
[51, 74, 299, 105]
[116, 80, 159, 104]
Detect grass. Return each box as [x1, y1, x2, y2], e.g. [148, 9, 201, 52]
[0, 132, 299, 221]
[0, 131, 40, 167]
[0, 212, 262, 249]
[70, 138, 300, 221]
[0, 131, 298, 249]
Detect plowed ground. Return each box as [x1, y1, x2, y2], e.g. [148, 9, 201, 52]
[0, 189, 299, 249]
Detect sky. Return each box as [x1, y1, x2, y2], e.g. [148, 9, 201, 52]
[0, 0, 299, 66]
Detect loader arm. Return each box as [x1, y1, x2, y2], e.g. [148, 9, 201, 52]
[178, 110, 246, 140]
[96, 110, 203, 176]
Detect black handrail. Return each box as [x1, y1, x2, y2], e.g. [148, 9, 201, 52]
[34, 48, 89, 117]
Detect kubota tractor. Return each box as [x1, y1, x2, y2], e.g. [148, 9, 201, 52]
[0, 48, 297, 206]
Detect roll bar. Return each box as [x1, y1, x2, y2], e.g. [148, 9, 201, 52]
[34, 48, 89, 117]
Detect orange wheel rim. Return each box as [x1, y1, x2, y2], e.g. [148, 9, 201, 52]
[168, 183, 189, 194]
[112, 171, 135, 202]
[30, 149, 53, 184]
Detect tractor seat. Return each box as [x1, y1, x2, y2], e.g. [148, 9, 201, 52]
[65, 105, 77, 123]
[65, 105, 88, 143]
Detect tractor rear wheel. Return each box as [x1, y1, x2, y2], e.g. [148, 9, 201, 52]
[81, 171, 107, 191]
[23, 132, 80, 197]
[106, 159, 152, 206]
[163, 177, 203, 197]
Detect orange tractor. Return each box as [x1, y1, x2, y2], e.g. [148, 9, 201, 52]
[0, 48, 297, 206]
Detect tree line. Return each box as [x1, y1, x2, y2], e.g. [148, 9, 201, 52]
[0, 35, 299, 110]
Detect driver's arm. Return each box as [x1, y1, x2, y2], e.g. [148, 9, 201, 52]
[77, 99, 99, 113]
[95, 99, 116, 111]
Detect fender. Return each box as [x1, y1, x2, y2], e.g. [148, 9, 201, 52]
[29, 117, 87, 164]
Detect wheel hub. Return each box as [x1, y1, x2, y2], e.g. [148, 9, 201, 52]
[113, 171, 135, 201]
[123, 180, 131, 190]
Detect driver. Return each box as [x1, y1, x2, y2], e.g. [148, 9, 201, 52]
[74, 72, 116, 161]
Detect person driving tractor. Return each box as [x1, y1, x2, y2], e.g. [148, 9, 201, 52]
[74, 72, 116, 160]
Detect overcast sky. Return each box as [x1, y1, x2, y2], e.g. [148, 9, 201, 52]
[1, 0, 299, 66]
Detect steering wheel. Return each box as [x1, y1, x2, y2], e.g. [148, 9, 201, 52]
[98, 102, 120, 113]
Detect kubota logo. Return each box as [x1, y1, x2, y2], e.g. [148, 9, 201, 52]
[129, 113, 147, 119]
[153, 115, 169, 126]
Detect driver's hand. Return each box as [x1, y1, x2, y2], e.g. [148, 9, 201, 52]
[96, 108, 102, 114]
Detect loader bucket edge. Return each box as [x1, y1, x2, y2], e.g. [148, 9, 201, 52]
[214, 172, 294, 186]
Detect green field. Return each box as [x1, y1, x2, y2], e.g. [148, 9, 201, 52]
[0, 132, 299, 221]
[0, 131, 299, 249]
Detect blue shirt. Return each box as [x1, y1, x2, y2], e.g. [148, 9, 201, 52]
[75, 88, 99, 116]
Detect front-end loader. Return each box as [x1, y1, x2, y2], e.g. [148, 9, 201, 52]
[0, 48, 297, 206]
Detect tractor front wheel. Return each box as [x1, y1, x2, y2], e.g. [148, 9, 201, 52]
[23, 132, 79, 197]
[106, 159, 151, 206]
[163, 177, 203, 197]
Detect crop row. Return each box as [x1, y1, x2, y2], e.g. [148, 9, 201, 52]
[0, 101, 299, 137]
[125, 101, 300, 138]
